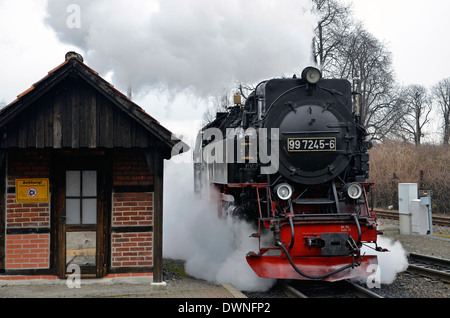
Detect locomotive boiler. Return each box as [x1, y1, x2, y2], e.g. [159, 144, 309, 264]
[193, 67, 385, 282]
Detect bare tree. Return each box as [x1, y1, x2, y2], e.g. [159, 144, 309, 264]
[235, 82, 255, 101]
[202, 88, 233, 124]
[397, 85, 433, 146]
[312, 0, 354, 73]
[202, 81, 257, 125]
[331, 26, 400, 141]
[312, 1, 403, 141]
[203, 0, 404, 143]
[432, 78, 450, 145]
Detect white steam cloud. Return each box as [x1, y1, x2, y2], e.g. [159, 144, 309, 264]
[362, 236, 409, 285]
[163, 159, 275, 292]
[45, 0, 317, 99]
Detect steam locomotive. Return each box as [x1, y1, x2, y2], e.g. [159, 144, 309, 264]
[193, 67, 385, 282]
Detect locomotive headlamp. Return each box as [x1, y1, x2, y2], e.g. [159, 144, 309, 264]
[301, 67, 322, 85]
[343, 183, 363, 200]
[275, 183, 294, 200]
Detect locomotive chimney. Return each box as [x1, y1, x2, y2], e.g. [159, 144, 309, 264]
[65, 51, 84, 62]
[352, 76, 361, 116]
[127, 83, 133, 100]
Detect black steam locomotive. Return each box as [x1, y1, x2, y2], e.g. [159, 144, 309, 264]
[194, 67, 383, 281]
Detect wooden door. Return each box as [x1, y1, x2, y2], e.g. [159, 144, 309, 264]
[54, 155, 108, 278]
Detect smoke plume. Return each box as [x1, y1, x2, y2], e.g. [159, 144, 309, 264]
[362, 236, 409, 285]
[163, 159, 276, 292]
[45, 0, 316, 99]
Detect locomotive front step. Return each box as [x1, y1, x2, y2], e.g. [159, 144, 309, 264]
[246, 254, 378, 282]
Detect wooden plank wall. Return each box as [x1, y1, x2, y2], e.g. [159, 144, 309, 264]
[1, 79, 156, 149]
[0, 151, 5, 271]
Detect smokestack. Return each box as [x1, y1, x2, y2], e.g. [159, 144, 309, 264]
[65, 51, 84, 62]
[127, 83, 132, 100]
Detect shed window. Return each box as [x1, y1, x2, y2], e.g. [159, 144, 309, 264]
[66, 171, 97, 225]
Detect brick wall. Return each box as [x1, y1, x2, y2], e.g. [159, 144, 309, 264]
[111, 192, 154, 268]
[113, 150, 153, 186]
[110, 150, 154, 270]
[6, 195, 50, 228]
[7, 151, 50, 186]
[6, 151, 50, 229]
[5, 151, 51, 271]
[111, 232, 153, 267]
[112, 193, 153, 227]
[5, 234, 50, 269]
[6, 151, 51, 228]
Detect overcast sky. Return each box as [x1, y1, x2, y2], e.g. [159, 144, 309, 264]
[0, 0, 449, 143]
[350, 0, 450, 88]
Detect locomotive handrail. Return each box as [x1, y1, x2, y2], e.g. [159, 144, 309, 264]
[288, 199, 295, 249]
[353, 214, 362, 247]
[261, 214, 359, 221]
[261, 85, 307, 121]
[288, 214, 295, 249]
[281, 130, 341, 135]
[292, 198, 335, 205]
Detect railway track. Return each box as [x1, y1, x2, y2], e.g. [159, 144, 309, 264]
[374, 210, 450, 227]
[407, 253, 450, 283]
[282, 280, 383, 298]
[246, 253, 450, 298]
[266, 253, 450, 298]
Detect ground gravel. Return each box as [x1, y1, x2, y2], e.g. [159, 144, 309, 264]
[374, 272, 449, 298]
[368, 217, 450, 298]
[378, 217, 450, 259]
[0, 259, 220, 298]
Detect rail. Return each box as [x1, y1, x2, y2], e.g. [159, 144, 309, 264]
[407, 253, 450, 283]
[374, 209, 450, 227]
[282, 280, 383, 298]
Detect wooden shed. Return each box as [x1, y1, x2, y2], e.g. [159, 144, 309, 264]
[0, 52, 187, 283]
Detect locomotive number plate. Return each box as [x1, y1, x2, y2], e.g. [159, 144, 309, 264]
[288, 138, 336, 152]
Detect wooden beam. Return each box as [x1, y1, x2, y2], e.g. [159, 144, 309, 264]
[0, 150, 5, 271]
[53, 92, 62, 149]
[144, 148, 164, 283]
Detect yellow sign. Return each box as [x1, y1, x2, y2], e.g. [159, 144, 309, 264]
[15, 178, 50, 203]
